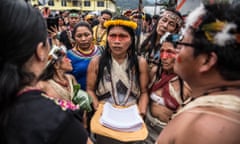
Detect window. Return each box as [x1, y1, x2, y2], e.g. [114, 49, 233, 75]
[97, 1, 104, 7]
[48, 0, 54, 6]
[61, 0, 67, 6]
[72, 0, 81, 6]
[84, 0, 90, 7]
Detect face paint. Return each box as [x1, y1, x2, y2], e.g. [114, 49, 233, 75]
[108, 33, 130, 41]
[176, 56, 182, 63]
[160, 49, 176, 59]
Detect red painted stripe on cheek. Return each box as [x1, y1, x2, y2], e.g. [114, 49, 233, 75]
[176, 56, 182, 63]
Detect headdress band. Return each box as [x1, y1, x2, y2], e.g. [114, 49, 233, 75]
[162, 11, 183, 27]
[69, 13, 79, 17]
[104, 20, 137, 30]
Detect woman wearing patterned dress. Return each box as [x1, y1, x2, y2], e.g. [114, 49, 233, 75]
[87, 15, 149, 143]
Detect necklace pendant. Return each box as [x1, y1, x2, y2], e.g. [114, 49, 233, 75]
[97, 37, 101, 43]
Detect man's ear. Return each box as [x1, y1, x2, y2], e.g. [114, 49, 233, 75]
[35, 42, 46, 62]
[199, 52, 217, 72]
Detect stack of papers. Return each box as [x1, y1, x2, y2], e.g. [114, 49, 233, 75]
[100, 103, 143, 132]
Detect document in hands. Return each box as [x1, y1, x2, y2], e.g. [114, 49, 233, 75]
[100, 102, 143, 132]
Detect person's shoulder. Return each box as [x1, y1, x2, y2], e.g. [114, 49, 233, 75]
[158, 107, 240, 144]
[90, 55, 100, 63]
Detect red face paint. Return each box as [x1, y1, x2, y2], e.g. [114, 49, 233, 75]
[108, 34, 130, 41]
[160, 49, 176, 59]
[176, 56, 182, 63]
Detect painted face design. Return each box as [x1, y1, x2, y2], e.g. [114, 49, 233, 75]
[160, 49, 176, 59]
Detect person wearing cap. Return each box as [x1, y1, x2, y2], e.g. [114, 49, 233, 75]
[145, 33, 191, 144]
[84, 14, 95, 26]
[92, 9, 112, 48]
[59, 9, 80, 50]
[87, 15, 149, 143]
[156, 2, 240, 144]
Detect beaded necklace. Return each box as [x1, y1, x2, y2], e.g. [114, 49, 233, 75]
[76, 43, 95, 56]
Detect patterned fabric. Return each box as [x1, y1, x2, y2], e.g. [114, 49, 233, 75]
[48, 75, 74, 101]
[41, 93, 79, 111]
[96, 57, 140, 106]
[67, 45, 101, 90]
[175, 94, 240, 118]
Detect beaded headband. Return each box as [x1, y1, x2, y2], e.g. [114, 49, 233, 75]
[161, 11, 183, 27]
[103, 19, 138, 30]
[69, 13, 79, 17]
[46, 45, 67, 67]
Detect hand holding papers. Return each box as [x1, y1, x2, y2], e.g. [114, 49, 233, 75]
[100, 102, 143, 132]
[90, 103, 148, 141]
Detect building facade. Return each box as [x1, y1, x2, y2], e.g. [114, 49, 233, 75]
[28, 0, 116, 13]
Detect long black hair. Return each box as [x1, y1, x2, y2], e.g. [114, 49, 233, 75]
[95, 15, 140, 91]
[0, 0, 47, 126]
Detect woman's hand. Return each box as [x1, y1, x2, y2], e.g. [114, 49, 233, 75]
[92, 97, 99, 110]
[151, 102, 173, 122]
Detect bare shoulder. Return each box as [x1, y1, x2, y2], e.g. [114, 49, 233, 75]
[89, 55, 100, 66]
[157, 107, 240, 144]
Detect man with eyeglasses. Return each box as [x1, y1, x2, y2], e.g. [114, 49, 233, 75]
[156, 2, 240, 144]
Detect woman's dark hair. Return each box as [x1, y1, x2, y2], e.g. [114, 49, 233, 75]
[140, 8, 183, 59]
[190, 3, 240, 80]
[72, 21, 93, 40]
[0, 0, 47, 123]
[95, 15, 140, 91]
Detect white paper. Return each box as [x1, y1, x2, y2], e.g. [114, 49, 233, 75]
[100, 102, 143, 132]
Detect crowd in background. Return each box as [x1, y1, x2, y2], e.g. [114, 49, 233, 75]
[1, 0, 240, 144]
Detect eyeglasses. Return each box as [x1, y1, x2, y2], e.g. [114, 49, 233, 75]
[176, 42, 195, 47]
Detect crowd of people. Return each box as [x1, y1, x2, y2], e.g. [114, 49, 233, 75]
[1, 0, 240, 144]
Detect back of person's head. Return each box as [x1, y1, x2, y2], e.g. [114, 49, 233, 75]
[101, 9, 112, 17]
[184, 2, 240, 80]
[0, 0, 47, 114]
